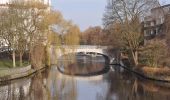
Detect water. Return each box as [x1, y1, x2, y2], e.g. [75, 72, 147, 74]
[0, 55, 170, 100]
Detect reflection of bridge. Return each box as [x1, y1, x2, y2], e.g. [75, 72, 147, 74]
[50, 45, 115, 64]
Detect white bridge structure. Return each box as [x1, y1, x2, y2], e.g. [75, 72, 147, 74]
[50, 45, 115, 64]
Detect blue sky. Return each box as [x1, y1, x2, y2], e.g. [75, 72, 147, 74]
[51, 0, 170, 31]
[160, 0, 170, 4]
[51, 0, 106, 31]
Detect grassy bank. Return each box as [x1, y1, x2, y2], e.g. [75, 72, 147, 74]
[121, 58, 170, 82]
[0, 59, 30, 68]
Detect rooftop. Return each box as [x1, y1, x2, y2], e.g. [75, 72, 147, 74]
[151, 4, 170, 11]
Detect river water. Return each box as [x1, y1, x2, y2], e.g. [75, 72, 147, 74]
[0, 55, 170, 100]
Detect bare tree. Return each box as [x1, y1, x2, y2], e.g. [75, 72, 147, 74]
[80, 26, 102, 45]
[140, 39, 168, 67]
[0, 5, 21, 67]
[103, 0, 160, 66]
[0, 0, 80, 68]
[0, 0, 52, 67]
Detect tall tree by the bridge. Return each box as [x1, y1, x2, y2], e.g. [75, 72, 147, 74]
[63, 23, 80, 46]
[45, 11, 81, 65]
[103, 0, 160, 66]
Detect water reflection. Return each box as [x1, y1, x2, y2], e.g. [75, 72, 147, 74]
[0, 78, 31, 100]
[46, 66, 77, 100]
[1, 56, 170, 100]
[57, 54, 109, 76]
[107, 66, 170, 100]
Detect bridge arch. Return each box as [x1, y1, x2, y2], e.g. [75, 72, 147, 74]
[50, 45, 114, 64]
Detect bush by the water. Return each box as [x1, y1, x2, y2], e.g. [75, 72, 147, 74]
[139, 40, 170, 68]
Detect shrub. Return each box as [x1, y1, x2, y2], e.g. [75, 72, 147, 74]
[140, 39, 168, 67]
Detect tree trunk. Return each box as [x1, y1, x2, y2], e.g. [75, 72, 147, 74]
[20, 52, 23, 67]
[29, 44, 33, 63]
[131, 50, 138, 66]
[12, 50, 16, 68]
[116, 50, 121, 64]
[134, 51, 138, 65]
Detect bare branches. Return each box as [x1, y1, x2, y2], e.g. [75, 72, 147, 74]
[103, 0, 159, 27]
[103, 0, 159, 66]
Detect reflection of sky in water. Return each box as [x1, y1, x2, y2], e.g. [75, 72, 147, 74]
[55, 68, 110, 100]
[76, 79, 109, 100]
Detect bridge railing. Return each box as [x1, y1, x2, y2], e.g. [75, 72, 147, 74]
[54, 45, 108, 49]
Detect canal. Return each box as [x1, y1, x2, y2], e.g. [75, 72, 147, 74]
[0, 54, 170, 100]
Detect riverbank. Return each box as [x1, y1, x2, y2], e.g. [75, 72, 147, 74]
[120, 59, 170, 83]
[0, 65, 47, 82]
[0, 50, 48, 82]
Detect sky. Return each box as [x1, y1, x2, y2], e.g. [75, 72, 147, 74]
[51, 0, 106, 31]
[160, 0, 170, 5]
[51, 0, 170, 31]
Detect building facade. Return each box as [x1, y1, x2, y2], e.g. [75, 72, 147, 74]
[143, 4, 170, 42]
[0, 0, 51, 6]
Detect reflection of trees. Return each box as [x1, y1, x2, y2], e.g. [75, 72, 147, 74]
[132, 79, 170, 100]
[28, 72, 49, 100]
[105, 65, 170, 100]
[0, 78, 31, 100]
[2, 65, 170, 100]
[0, 67, 77, 100]
[59, 77, 77, 100]
[46, 65, 77, 100]
[19, 86, 25, 100]
[107, 71, 131, 100]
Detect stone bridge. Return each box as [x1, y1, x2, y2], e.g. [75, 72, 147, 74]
[50, 45, 117, 64]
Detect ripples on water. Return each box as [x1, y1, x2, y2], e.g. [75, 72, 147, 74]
[0, 55, 170, 100]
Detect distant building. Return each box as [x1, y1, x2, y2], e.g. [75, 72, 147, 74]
[142, 4, 170, 43]
[0, 0, 51, 6]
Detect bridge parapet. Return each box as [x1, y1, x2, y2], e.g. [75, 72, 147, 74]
[50, 45, 115, 64]
[55, 45, 108, 49]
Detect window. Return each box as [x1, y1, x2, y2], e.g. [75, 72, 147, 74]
[161, 16, 164, 24]
[151, 22, 154, 26]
